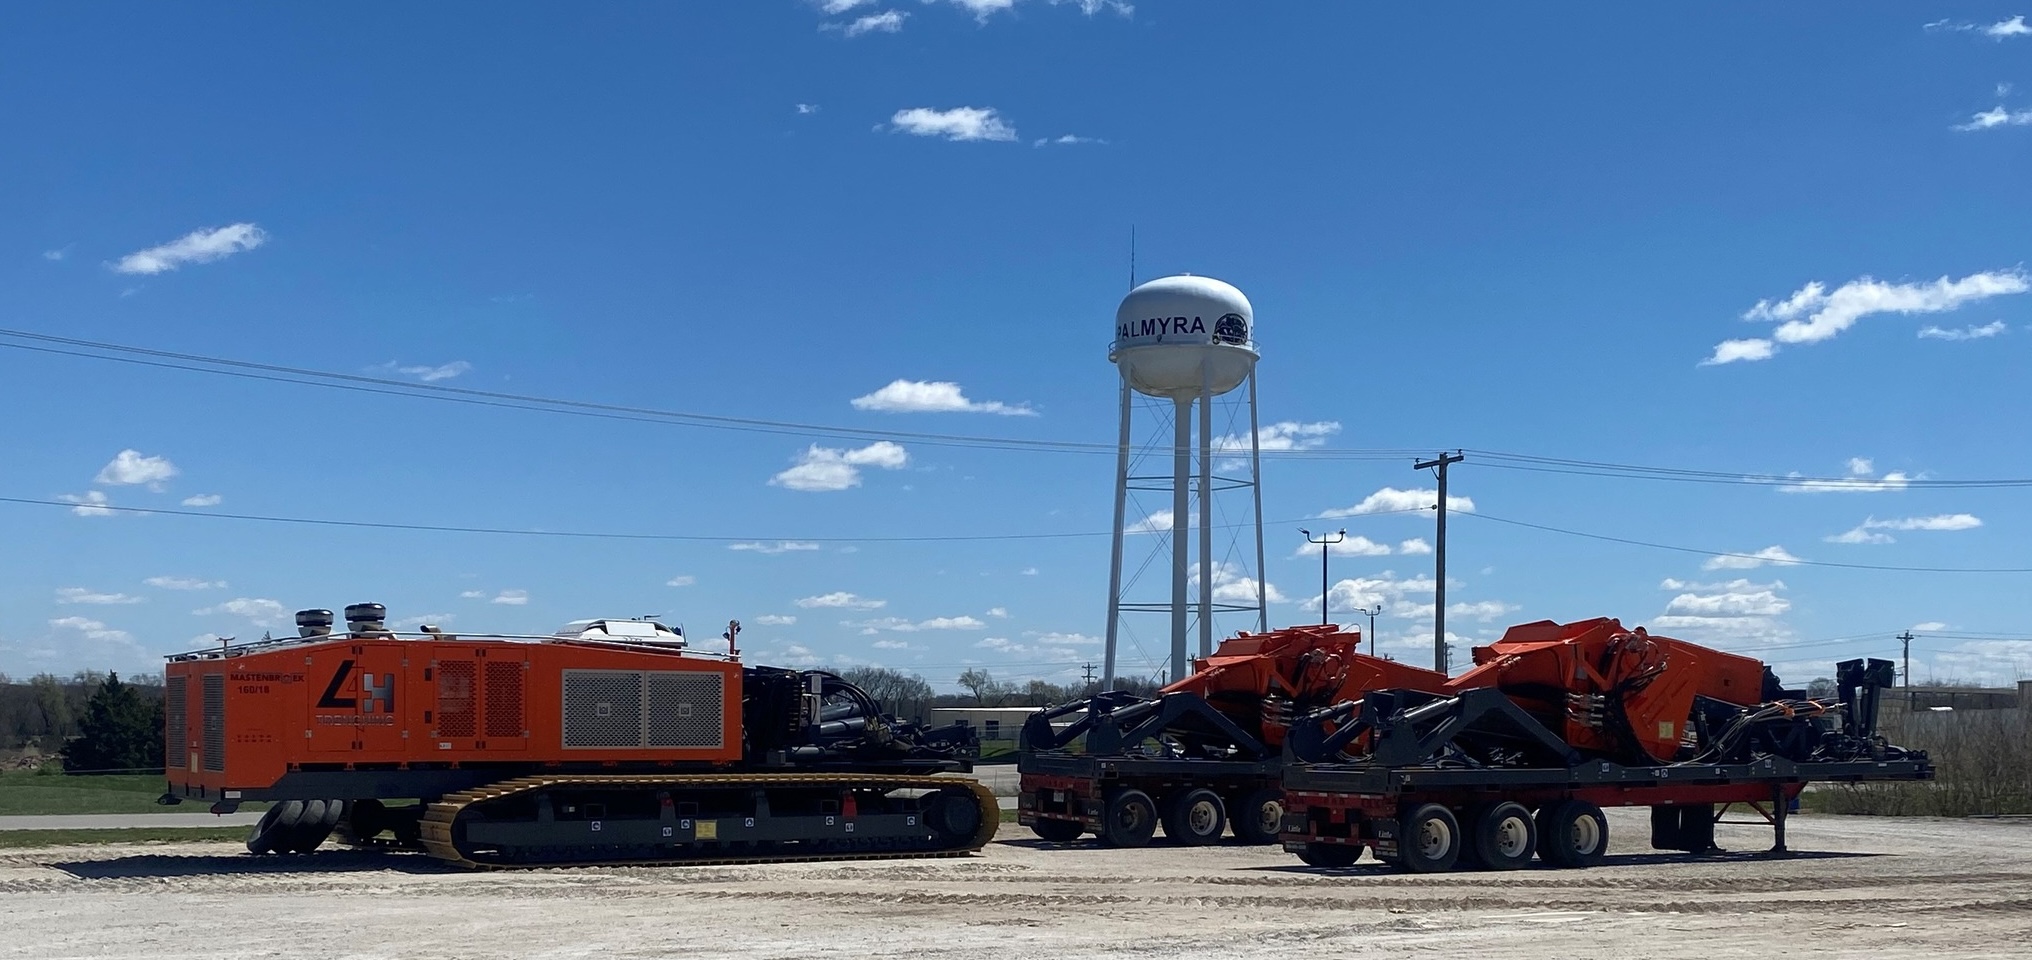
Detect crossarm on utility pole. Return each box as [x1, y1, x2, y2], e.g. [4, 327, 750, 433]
[1413, 452, 1465, 673]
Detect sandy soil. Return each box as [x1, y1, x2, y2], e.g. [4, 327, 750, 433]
[4, 810, 2029, 960]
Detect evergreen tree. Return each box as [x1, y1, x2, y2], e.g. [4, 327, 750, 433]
[62, 672, 164, 774]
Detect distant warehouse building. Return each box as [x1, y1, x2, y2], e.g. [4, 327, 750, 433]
[930, 707, 1045, 746]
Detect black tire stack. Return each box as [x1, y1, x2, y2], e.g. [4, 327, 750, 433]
[245, 799, 346, 855]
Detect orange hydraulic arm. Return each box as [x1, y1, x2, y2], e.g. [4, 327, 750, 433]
[1165, 624, 1450, 750]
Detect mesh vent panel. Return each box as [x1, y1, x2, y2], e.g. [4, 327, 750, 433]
[165, 676, 187, 767]
[201, 675, 226, 772]
[646, 672, 724, 748]
[484, 661, 525, 738]
[437, 660, 476, 738]
[563, 670, 643, 748]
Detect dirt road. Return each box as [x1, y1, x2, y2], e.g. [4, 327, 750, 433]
[4, 810, 2028, 959]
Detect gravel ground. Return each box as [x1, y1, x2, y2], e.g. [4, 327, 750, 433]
[3, 810, 2029, 960]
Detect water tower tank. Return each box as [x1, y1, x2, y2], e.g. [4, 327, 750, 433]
[1111, 274, 1258, 400]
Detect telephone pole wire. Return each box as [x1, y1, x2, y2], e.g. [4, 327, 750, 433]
[1415, 452, 1465, 673]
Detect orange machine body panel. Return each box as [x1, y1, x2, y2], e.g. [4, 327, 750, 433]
[1445, 617, 1771, 763]
[1164, 624, 1450, 749]
[164, 635, 743, 800]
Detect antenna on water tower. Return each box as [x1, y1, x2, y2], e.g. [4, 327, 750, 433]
[1128, 226, 1136, 291]
[1102, 274, 1267, 688]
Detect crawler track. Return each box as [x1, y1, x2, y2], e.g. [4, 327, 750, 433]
[418, 773, 998, 870]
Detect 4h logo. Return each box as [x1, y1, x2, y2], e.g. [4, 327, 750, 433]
[316, 659, 396, 714]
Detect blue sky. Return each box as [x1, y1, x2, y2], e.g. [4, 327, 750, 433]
[3, 3, 2030, 690]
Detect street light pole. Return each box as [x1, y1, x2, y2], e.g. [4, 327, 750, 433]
[1300, 528, 1345, 626]
[1359, 603, 1381, 648]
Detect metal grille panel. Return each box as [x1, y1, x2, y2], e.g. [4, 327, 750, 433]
[200, 674, 226, 772]
[646, 672, 724, 748]
[484, 661, 525, 738]
[165, 676, 187, 768]
[562, 670, 643, 748]
[437, 660, 476, 738]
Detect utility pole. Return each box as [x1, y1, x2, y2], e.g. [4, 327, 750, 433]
[1300, 528, 1345, 625]
[1081, 662, 1097, 694]
[1897, 630, 1915, 709]
[1414, 452, 1465, 673]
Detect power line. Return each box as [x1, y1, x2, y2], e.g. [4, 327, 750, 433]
[1465, 449, 2032, 489]
[0, 494, 1428, 544]
[0, 329, 1428, 461]
[1461, 511, 2032, 573]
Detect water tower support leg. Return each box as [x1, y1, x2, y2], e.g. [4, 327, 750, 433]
[1198, 356, 1214, 661]
[1247, 371, 1267, 634]
[1170, 397, 1191, 684]
[1103, 381, 1131, 690]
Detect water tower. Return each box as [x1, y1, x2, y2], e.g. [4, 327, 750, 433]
[1103, 274, 1268, 686]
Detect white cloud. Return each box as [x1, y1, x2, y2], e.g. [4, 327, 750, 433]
[1987, 14, 2031, 37]
[817, 0, 875, 12]
[1032, 134, 1107, 147]
[379, 360, 472, 382]
[1020, 567, 1039, 576]
[1665, 587, 1790, 618]
[1051, 0, 1133, 13]
[1918, 320, 2008, 340]
[753, 614, 798, 626]
[43, 245, 72, 261]
[826, 9, 906, 35]
[57, 588, 144, 605]
[728, 541, 823, 554]
[1713, 270, 2030, 362]
[857, 615, 987, 632]
[850, 379, 1034, 415]
[1777, 458, 1912, 494]
[1650, 577, 1796, 648]
[60, 491, 115, 517]
[1291, 535, 1393, 558]
[1446, 600, 1519, 622]
[1955, 106, 2032, 131]
[1128, 509, 1177, 534]
[1911, 621, 1948, 632]
[1826, 513, 1982, 544]
[666, 575, 696, 587]
[195, 598, 288, 627]
[1297, 572, 1437, 615]
[29, 617, 151, 675]
[180, 493, 222, 507]
[795, 103, 821, 114]
[887, 106, 1017, 142]
[146, 576, 225, 590]
[1318, 486, 1474, 518]
[797, 591, 886, 610]
[986, 607, 1009, 618]
[1703, 338, 1776, 365]
[112, 223, 267, 275]
[1190, 562, 1288, 604]
[95, 449, 178, 489]
[491, 589, 529, 606]
[1702, 545, 1802, 571]
[941, 0, 1016, 20]
[459, 590, 487, 599]
[1212, 420, 1339, 455]
[769, 441, 910, 491]
[871, 638, 912, 649]
[1399, 538, 1433, 555]
[392, 613, 455, 629]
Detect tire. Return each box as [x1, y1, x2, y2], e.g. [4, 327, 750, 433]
[1098, 788, 1157, 848]
[1030, 818, 1085, 842]
[1296, 842, 1361, 868]
[285, 799, 331, 853]
[246, 799, 304, 855]
[1397, 803, 1463, 873]
[927, 791, 983, 840]
[336, 798, 385, 846]
[1230, 787, 1284, 845]
[1162, 788, 1227, 845]
[1469, 801, 1536, 871]
[1536, 799, 1609, 868]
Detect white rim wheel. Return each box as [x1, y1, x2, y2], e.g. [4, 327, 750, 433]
[1188, 799, 1219, 835]
[1257, 800, 1284, 836]
[1418, 816, 1453, 860]
[1495, 814, 1531, 859]
[1571, 815, 1602, 856]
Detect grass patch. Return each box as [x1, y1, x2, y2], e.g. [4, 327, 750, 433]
[999, 808, 1017, 823]
[0, 770, 268, 816]
[0, 826, 247, 849]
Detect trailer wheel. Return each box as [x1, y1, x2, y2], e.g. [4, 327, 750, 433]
[1162, 788, 1227, 845]
[1398, 803, 1463, 873]
[1099, 788, 1157, 847]
[1536, 799, 1609, 868]
[1296, 842, 1361, 868]
[246, 799, 304, 855]
[1469, 801, 1536, 871]
[1230, 787, 1284, 845]
[1030, 818, 1085, 842]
